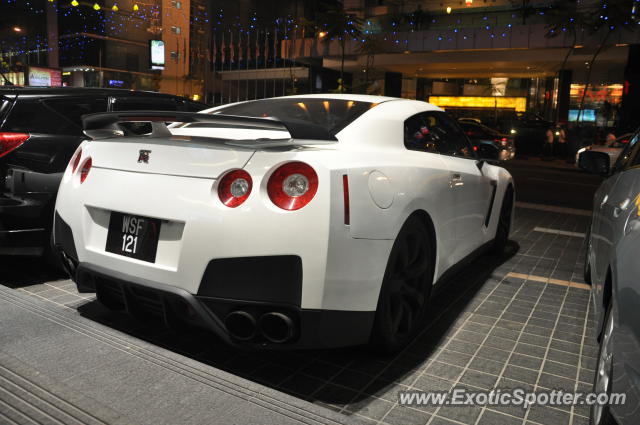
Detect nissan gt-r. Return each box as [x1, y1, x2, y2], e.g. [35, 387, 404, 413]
[54, 94, 514, 352]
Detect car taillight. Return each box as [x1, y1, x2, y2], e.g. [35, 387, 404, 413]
[70, 147, 82, 173]
[79, 158, 92, 183]
[495, 137, 509, 146]
[0, 132, 30, 158]
[267, 162, 318, 211]
[218, 169, 252, 207]
[342, 174, 350, 225]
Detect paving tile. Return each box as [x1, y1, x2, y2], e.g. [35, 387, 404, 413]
[509, 353, 543, 370]
[526, 405, 570, 425]
[331, 368, 375, 391]
[436, 405, 483, 424]
[424, 361, 464, 382]
[458, 369, 498, 390]
[542, 360, 578, 380]
[478, 409, 523, 425]
[278, 373, 326, 398]
[345, 396, 395, 420]
[503, 365, 539, 385]
[382, 406, 431, 425]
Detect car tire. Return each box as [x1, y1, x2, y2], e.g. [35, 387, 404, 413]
[591, 298, 616, 425]
[492, 187, 513, 254]
[370, 215, 434, 353]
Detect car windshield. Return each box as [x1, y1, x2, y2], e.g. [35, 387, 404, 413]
[210, 98, 377, 135]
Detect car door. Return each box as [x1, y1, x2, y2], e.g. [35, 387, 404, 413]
[403, 113, 457, 267]
[591, 133, 640, 302]
[417, 112, 494, 262]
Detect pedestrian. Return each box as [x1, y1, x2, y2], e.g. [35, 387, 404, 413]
[543, 126, 554, 160]
[557, 123, 567, 160]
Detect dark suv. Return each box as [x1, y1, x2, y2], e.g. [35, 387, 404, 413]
[0, 87, 207, 258]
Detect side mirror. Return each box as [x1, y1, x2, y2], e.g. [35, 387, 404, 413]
[579, 150, 610, 176]
[476, 143, 500, 161]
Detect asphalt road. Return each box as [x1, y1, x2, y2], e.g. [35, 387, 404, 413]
[502, 158, 604, 211]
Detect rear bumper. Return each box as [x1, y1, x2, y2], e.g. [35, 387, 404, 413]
[73, 261, 375, 350]
[55, 213, 375, 349]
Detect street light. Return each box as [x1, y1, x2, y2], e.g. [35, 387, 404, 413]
[318, 31, 327, 39]
[12, 27, 22, 33]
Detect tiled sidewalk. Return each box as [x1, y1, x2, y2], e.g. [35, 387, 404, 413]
[5, 205, 597, 425]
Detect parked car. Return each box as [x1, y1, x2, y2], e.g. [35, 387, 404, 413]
[54, 94, 514, 352]
[0, 87, 207, 260]
[458, 119, 516, 161]
[504, 112, 553, 156]
[581, 129, 640, 425]
[577, 133, 633, 170]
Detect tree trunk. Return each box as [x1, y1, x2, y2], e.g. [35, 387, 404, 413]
[577, 29, 612, 122]
[555, 31, 576, 122]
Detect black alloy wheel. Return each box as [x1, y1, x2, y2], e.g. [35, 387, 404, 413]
[370, 215, 434, 353]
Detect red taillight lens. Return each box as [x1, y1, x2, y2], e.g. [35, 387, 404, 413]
[218, 169, 252, 207]
[342, 174, 350, 225]
[0, 132, 29, 158]
[70, 147, 82, 173]
[79, 158, 92, 183]
[267, 162, 318, 211]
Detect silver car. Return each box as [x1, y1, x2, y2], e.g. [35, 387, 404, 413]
[582, 130, 640, 425]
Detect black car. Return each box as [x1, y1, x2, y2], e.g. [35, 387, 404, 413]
[0, 87, 207, 259]
[458, 120, 516, 161]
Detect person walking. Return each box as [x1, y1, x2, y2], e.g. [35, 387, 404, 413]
[557, 123, 567, 160]
[543, 126, 555, 160]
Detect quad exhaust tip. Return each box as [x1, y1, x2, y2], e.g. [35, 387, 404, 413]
[258, 312, 295, 343]
[224, 310, 256, 341]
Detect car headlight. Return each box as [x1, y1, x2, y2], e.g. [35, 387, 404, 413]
[510, 129, 517, 134]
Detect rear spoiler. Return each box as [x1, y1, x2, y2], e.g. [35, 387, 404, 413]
[81, 110, 338, 145]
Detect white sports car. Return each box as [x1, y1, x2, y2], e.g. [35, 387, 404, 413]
[54, 94, 514, 352]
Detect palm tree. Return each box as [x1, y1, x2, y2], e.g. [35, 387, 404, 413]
[354, 34, 384, 93]
[545, 0, 583, 122]
[318, 1, 363, 92]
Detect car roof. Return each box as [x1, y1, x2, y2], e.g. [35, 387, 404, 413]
[0, 86, 194, 100]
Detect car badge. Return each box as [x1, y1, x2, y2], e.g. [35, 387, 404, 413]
[138, 150, 151, 164]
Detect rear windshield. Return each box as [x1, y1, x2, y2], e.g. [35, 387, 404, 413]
[212, 98, 376, 135]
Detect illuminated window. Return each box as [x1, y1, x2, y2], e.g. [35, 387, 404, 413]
[171, 1, 182, 9]
[171, 26, 181, 34]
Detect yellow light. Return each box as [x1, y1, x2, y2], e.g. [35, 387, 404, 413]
[133, 3, 139, 11]
[322, 100, 330, 113]
[296, 102, 308, 112]
[12, 26, 22, 32]
[112, 4, 118, 11]
[71, 0, 79, 6]
[446, 7, 452, 14]
[428, 96, 527, 113]
[318, 31, 327, 39]
[346, 100, 355, 109]
[192, 94, 200, 101]
[62, 71, 71, 75]
[48, 0, 54, 2]
[93, 3, 101, 10]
